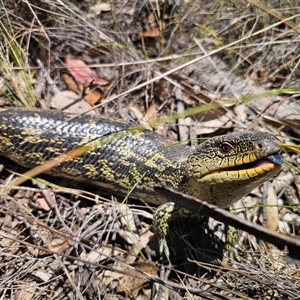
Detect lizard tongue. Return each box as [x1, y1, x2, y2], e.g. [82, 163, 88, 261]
[267, 154, 282, 165]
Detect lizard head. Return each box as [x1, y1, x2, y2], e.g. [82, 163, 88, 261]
[185, 131, 282, 208]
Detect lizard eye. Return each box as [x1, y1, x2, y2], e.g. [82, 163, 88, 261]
[220, 142, 232, 153]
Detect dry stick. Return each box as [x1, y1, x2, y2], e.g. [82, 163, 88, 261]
[154, 183, 300, 258]
[12, 52, 207, 71]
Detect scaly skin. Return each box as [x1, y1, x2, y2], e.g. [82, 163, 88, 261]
[0, 107, 282, 256]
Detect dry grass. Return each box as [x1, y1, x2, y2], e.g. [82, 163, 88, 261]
[0, 0, 300, 299]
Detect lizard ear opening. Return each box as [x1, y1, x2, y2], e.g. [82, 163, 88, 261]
[254, 142, 264, 150]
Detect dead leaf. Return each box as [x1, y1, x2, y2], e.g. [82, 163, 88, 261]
[144, 102, 157, 125]
[63, 73, 104, 105]
[82, 86, 103, 105]
[14, 280, 37, 300]
[99, 261, 158, 298]
[139, 27, 160, 38]
[127, 227, 154, 264]
[35, 189, 55, 211]
[154, 80, 170, 101]
[194, 114, 231, 135]
[51, 238, 71, 252]
[63, 73, 81, 94]
[65, 56, 109, 86]
[50, 90, 97, 114]
[0, 229, 17, 248]
[116, 261, 158, 295]
[89, 2, 112, 16]
[129, 106, 152, 130]
[129, 106, 144, 122]
[36, 197, 51, 211]
[80, 245, 124, 264]
[234, 103, 248, 122]
[119, 204, 136, 231]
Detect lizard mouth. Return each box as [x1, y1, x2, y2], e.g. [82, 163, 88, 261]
[226, 153, 282, 172]
[203, 153, 282, 179]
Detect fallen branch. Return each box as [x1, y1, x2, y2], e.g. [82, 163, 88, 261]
[154, 183, 300, 260]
